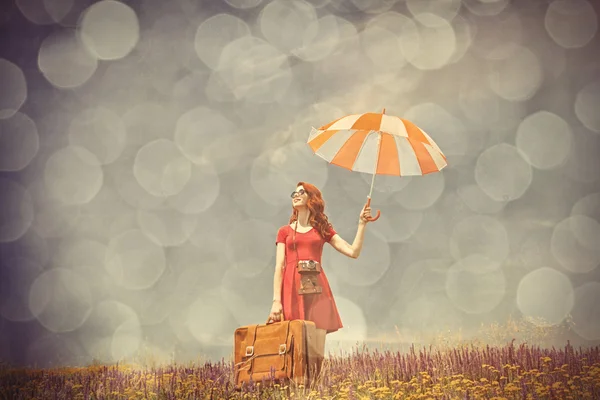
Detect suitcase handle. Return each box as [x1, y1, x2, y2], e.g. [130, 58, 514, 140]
[266, 310, 286, 324]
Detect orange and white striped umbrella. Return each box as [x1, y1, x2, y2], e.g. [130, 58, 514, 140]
[307, 109, 447, 221]
[308, 109, 447, 176]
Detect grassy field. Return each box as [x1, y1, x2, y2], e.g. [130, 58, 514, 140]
[1, 316, 599, 399]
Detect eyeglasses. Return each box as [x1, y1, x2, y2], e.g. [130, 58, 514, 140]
[290, 189, 306, 198]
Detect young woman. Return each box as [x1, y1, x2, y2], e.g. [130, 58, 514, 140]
[269, 181, 371, 374]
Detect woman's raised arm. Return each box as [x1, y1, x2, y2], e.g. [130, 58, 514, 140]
[328, 203, 371, 259]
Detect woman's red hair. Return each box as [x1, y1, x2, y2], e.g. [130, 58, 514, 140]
[289, 182, 333, 241]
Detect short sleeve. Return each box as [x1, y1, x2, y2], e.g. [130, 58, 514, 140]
[326, 225, 337, 242]
[276, 226, 288, 245]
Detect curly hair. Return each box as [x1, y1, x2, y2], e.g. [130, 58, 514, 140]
[289, 181, 334, 241]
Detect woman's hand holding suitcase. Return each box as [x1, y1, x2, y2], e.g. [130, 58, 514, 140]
[268, 300, 283, 323]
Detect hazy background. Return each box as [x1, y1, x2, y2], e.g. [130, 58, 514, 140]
[1, 0, 599, 368]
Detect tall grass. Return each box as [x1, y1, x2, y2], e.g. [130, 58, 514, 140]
[1, 316, 598, 399]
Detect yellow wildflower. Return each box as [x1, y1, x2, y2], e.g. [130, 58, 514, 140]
[504, 383, 519, 392]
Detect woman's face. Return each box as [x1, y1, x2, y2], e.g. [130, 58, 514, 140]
[291, 185, 308, 208]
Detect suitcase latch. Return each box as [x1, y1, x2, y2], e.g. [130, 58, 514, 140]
[245, 346, 254, 357]
[278, 343, 286, 355]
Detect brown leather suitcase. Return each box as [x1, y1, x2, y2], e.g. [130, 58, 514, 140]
[233, 314, 321, 390]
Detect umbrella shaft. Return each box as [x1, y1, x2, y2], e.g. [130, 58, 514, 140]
[369, 166, 376, 198]
[369, 132, 380, 198]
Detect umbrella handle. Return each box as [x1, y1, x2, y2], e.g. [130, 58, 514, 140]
[365, 197, 381, 222]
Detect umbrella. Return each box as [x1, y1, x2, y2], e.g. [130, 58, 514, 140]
[307, 109, 447, 221]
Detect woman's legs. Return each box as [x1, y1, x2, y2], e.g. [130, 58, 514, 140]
[315, 328, 327, 376]
[316, 328, 326, 356]
[304, 298, 328, 375]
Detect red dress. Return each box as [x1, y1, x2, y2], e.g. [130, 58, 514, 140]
[275, 224, 343, 334]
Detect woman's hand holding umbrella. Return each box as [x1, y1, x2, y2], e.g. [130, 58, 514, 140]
[359, 202, 374, 224]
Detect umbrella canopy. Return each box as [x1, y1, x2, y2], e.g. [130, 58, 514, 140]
[307, 109, 447, 177]
[307, 109, 447, 221]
